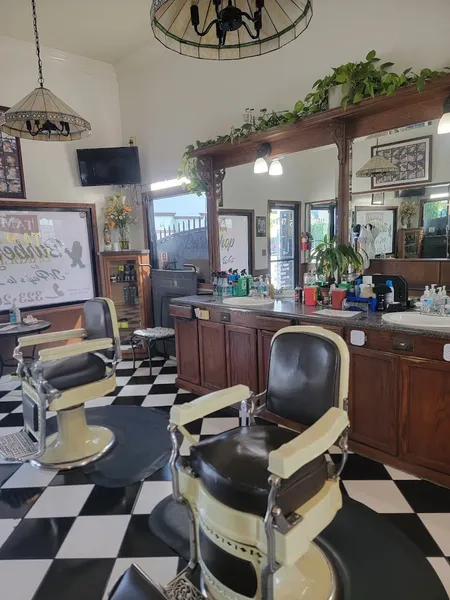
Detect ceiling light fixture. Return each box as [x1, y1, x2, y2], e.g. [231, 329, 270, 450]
[0, 0, 91, 141]
[254, 143, 271, 174]
[438, 96, 450, 135]
[269, 158, 283, 176]
[356, 139, 399, 178]
[151, 0, 313, 61]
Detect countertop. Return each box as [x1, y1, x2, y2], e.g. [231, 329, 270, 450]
[170, 295, 450, 340]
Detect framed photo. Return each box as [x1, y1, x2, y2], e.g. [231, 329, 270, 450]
[371, 192, 385, 206]
[354, 206, 398, 256]
[371, 135, 431, 189]
[256, 215, 267, 237]
[0, 107, 26, 199]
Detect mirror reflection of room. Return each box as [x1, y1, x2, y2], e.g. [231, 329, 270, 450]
[221, 146, 337, 291]
[351, 118, 450, 259]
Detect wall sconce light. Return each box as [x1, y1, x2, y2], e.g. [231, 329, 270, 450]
[269, 158, 283, 176]
[438, 96, 450, 135]
[254, 142, 272, 174]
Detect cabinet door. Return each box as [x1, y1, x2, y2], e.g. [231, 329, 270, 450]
[400, 358, 450, 474]
[257, 330, 274, 393]
[225, 324, 258, 392]
[174, 318, 200, 385]
[199, 321, 227, 391]
[349, 347, 399, 455]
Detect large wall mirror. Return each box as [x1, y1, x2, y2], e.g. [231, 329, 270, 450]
[220, 145, 338, 290]
[351, 118, 450, 261]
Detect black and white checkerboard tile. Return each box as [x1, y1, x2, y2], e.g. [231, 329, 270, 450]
[0, 356, 449, 599]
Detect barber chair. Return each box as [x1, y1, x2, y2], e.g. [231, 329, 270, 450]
[110, 325, 350, 600]
[0, 298, 121, 469]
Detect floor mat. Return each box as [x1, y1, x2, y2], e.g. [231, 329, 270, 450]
[47, 406, 175, 488]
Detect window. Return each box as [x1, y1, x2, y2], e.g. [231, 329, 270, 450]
[145, 192, 209, 281]
[308, 202, 337, 249]
[269, 202, 299, 290]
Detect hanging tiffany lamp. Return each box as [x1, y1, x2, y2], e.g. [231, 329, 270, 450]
[0, 0, 91, 141]
[151, 0, 313, 60]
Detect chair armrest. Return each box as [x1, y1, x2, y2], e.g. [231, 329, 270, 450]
[38, 338, 113, 362]
[268, 407, 349, 479]
[18, 329, 85, 348]
[170, 385, 250, 426]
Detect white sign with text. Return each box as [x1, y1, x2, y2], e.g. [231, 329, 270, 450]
[219, 214, 250, 273]
[0, 209, 95, 311]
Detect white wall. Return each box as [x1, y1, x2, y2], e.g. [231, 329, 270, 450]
[223, 146, 337, 270]
[0, 35, 138, 248]
[117, 0, 450, 185]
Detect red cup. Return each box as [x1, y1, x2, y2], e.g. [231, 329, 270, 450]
[304, 286, 318, 306]
[331, 289, 347, 310]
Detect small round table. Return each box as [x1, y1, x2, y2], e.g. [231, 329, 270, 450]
[0, 320, 51, 377]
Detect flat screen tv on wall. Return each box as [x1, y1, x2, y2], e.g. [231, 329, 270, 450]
[77, 146, 141, 186]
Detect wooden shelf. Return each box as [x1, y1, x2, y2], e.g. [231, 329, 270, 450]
[190, 74, 450, 171]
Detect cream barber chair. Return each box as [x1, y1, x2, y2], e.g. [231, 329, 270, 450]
[0, 298, 121, 469]
[168, 325, 350, 600]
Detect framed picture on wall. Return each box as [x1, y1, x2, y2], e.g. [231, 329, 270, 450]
[371, 135, 432, 189]
[371, 192, 385, 205]
[256, 216, 267, 237]
[0, 107, 26, 199]
[354, 206, 398, 256]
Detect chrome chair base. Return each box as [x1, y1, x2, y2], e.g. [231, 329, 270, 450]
[31, 425, 115, 470]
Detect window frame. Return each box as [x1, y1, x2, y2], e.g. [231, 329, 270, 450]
[306, 199, 337, 249]
[267, 200, 301, 290]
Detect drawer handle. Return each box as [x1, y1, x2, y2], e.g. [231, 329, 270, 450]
[392, 338, 413, 352]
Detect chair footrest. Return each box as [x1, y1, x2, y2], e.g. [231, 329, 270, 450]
[109, 565, 203, 600]
[0, 430, 39, 461]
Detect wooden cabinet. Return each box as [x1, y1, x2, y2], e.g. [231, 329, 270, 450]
[99, 250, 151, 357]
[349, 347, 399, 455]
[174, 318, 200, 385]
[400, 358, 450, 475]
[225, 325, 258, 392]
[198, 321, 227, 391]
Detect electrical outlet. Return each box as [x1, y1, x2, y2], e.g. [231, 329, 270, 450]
[128, 136, 136, 147]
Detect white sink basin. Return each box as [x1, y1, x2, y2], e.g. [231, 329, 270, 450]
[382, 312, 450, 329]
[222, 297, 274, 307]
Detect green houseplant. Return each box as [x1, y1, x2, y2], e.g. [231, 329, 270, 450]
[312, 236, 365, 284]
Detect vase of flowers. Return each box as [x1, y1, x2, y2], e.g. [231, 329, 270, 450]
[104, 194, 137, 250]
[400, 198, 419, 229]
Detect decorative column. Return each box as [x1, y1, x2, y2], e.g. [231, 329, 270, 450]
[331, 121, 352, 245]
[197, 157, 225, 274]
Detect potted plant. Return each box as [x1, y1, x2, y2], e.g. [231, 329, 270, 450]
[312, 236, 365, 284]
[104, 194, 138, 250]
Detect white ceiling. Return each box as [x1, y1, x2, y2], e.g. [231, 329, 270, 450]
[0, 0, 154, 64]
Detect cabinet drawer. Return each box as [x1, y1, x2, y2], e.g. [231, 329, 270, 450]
[346, 327, 450, 362]
[231, 311, 292, 331]
[169, 304, 194, 319]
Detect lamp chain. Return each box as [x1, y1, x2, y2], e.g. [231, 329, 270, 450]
[31, 0, 44, 87]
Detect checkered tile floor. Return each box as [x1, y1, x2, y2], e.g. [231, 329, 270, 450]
[0, 356, 449, 599]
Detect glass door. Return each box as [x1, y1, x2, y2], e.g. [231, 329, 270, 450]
[269, 202, 299, 290]
[309, 202, 337, 249]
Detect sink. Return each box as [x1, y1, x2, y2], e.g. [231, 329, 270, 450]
[222, 297, 274, 307]
[382, 312, 450, 329]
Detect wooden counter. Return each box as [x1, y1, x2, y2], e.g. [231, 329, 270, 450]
[170, 296, 450, 489]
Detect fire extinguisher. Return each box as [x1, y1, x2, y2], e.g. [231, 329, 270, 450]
[301, 232, 312, 251]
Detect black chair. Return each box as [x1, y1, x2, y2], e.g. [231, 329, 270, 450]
[0, 298, 120, 469]
[168, 325, 350, 600]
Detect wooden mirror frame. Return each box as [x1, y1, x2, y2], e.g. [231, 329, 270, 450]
[189, 75, 450, 273]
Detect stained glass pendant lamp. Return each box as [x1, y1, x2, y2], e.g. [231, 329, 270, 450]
[0, 0, 91, 141]
[151, 0, 313, 60]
